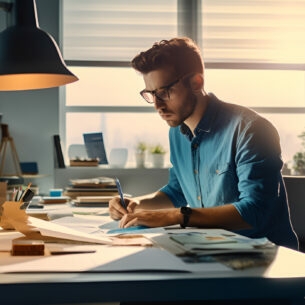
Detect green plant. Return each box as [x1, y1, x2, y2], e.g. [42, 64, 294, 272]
[293, 152, 305, 174]
[150, 144, 166, 154]
[292, 131, 305, 174]
[136, 141, 147, 153]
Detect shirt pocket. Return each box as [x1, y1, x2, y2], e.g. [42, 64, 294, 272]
[215, 163, 232, 175]
[204, 162, 239, 206]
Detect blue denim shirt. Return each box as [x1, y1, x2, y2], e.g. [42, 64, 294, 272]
[160, 93, 298, 250]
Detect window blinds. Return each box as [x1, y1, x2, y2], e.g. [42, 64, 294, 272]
[62, 0, 177, 61]
[201, 0, 305, 64]
[63, 0, 305, 65]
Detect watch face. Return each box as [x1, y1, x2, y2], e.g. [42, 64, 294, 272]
[181, 206, 192, 215]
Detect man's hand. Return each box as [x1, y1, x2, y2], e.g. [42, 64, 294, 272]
[119, 208, 180, 228]
[108, 196, 138, 220]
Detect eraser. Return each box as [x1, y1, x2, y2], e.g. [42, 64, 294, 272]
[49, 188, 63, 197]
[11, 240, 45, 256]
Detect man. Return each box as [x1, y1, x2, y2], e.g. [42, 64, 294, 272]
[109, 37, 298, 250]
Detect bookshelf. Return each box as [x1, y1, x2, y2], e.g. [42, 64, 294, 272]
[54, 167, 169, 197]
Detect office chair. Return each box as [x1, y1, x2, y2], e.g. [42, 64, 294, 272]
[283, 175, 305, 252]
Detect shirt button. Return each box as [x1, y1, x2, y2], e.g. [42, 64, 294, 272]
[197, 196, 201, 201]
[216, 169, 219, 174]
[194, 170, 198, 174]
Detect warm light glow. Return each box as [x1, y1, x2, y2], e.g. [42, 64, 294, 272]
[263, 247, 305, 278]
[0, 73, 78, 91]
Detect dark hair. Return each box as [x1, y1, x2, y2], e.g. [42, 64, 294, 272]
[131, 37, 204, 76]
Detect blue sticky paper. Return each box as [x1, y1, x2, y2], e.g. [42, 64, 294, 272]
[107, 225, 148, 234]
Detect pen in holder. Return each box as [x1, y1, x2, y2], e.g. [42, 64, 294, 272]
[0, 183, 35, 230]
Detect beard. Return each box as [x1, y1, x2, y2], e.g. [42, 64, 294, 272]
[160, 91, 197, 127]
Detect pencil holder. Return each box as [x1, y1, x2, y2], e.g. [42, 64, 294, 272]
[0, 201, 27, 230]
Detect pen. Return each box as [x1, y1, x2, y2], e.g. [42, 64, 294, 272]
[19, 183, 32, 202]
[115, 177, 127, 209]
[19, 183, 35, 209]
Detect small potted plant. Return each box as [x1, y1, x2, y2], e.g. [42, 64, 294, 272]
[292, 152, 305, 175]
[292, 130, 305, 175]
[135, 141, 147, 168]
[150, 144, 166, 168]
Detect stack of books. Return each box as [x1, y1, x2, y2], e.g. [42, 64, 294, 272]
[63, 177, 118, 200]
[73, 196, 114, 207]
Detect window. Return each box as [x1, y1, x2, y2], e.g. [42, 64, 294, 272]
[62, 0, 177, 166]
[62, 0, 305, 170]
[205, 68, 305, 164]
[200, 0, 305, 169]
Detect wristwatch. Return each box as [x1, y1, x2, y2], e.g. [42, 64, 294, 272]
[180, 206, 192, 228]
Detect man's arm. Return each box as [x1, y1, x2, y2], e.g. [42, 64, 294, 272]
[186, 204, 251, 231]
[119, 203, 252, 230]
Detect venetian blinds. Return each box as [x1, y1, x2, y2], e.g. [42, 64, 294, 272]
[63, 0, 305, 65]
[62, 0, 177, 61]
[201, 0, 305, 65]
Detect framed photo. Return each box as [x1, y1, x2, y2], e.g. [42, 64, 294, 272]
[83, 132, 108, 164]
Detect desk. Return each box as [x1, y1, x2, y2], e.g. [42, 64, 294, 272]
[0, 206, 305, 305]
[1, 245, 305, 304]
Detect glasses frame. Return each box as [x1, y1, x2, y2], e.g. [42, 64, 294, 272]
[140, 75, 186, 104]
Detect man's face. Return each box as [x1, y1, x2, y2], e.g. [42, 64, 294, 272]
[142, 69, 197, 127]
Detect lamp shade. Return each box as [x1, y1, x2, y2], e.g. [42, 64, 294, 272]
[0, 0, 78, 91]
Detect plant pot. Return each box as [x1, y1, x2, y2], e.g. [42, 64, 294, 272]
[135, 152, 146, 168]
[109, 148, 128, 168]
[151, 154, 165, 168]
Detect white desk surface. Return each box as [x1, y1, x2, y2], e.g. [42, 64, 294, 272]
[0, 204, 305, 305]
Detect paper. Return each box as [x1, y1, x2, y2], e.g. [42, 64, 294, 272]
[0, 244, 230, 273]
[52, 215, 165, 236]
[28, 217, 112, 244]
[170, 232, 236, 245]
[0, 201, 112, 244]
[167, 230, 273, 251]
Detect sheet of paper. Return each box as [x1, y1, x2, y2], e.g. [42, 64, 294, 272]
[0, 245, 230, 273]
[27, 217, 112, 244]
[52, 215, 110, 234]
[165, 228, 272, 250]
[52, 215, 165, 236]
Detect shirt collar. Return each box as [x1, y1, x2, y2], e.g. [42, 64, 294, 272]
[180, 93, 219, 140]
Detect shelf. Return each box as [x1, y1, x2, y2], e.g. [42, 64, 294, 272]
[22, 174, 48, 179]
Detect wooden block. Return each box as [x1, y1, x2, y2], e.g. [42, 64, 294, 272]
[69, 158, 99, 167]
[11, 239, 45, 256]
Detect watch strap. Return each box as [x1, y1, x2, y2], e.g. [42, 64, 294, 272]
[180, 206, 192, 228]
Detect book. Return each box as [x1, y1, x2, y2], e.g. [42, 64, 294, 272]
[76, 196, 114, 203]
[53, 135, 65, 168]
[83, 132, 108, 165]
[64, 189, 118, 199]
[72, 196, 114, 207]
[42, 196, 70, 204]
[64, 177, 118, 199]
[70, 177, 116, 188]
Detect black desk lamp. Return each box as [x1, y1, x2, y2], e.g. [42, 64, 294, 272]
[0, 0, 78, 91]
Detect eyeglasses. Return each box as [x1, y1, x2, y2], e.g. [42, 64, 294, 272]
[140, 76, 184, 104]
